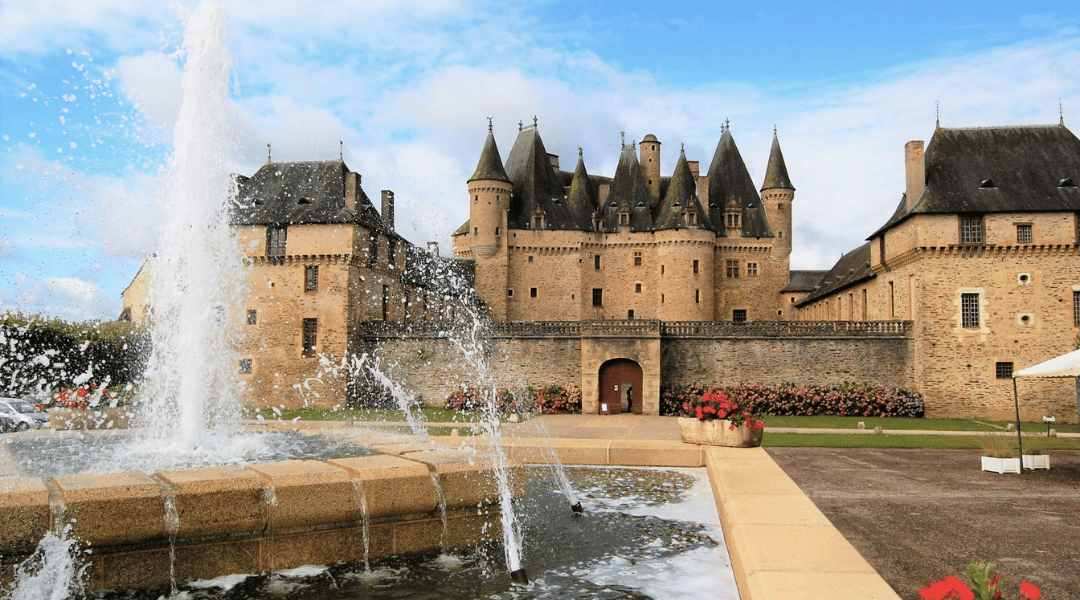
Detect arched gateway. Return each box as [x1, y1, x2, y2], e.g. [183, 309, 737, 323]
[598, 359, 644, 414]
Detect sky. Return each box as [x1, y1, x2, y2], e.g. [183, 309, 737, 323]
[1, 0, 1077, 322]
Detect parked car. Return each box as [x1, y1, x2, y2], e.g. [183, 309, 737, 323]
[0, 398, 50, 432]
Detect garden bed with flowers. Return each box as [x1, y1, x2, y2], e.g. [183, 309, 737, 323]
[660, 381, 924, 418]
[445, 384, 582, 415]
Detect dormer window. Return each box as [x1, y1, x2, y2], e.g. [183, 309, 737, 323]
[725, 211, 741, 230]
[531, 210, 545, 230]
[979, 179, 996, 188]
[1059, 177, 1076, 187]
[619, 212, 630, 226]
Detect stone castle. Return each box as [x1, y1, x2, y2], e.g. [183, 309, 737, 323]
[122, 118, 1080, 422]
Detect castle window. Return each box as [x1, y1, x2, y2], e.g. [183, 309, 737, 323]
[302, 318, 317, 358]
[961, 293, 980, 328]
[495, 227, 500, 236]
[247, 309, 257, 325]
[733, 309, 747, 323]
[747, 262, 758, 276]
[778, 231, 783, 238]
[1074, 290, 1079, 326]
[266, 227, 287, 256]
[239, 359, 252, 374]
[635, 283, 642, 293]
[661, 265, 665, 275]
[474, 195, 478, 203]
[688, 212, 697, 226]
[725, 212, 741, 229]
[619, 213, 629, 226]
[382, 285, 390, 321]
[592, 288, 603, 307]
[995, 362, 1013, 379]
[533, 215, 543, 229]
[530, 287, 537, 298]
[693, 260, 699, 274]
[473, 227, 478, 235]
[1016, 224, 1032, 244]
[304, 265, 319, 292]
[594, 255, 601, 270]
[695, 289, 700, 304]
[507, 289, 514, 297]
[627, 309, 635, 320]
[960, 216, 983, 244]
[726, 260, 739, 278]
[528, 255, 534, 263]
[634, 251, 642, 266]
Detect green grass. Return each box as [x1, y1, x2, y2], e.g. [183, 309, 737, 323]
[762, 432, 1080, 450]
[760, 415, 1067, 433]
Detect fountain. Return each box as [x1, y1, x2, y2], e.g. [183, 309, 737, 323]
[0, 2, 746, 598]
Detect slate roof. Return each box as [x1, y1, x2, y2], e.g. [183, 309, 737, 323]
[761, 133, 794, 191]
[654, 149, 713, 231]
[468, 129, 511, 183]
[232, 160, 385, 231]
[781, 270, 829, 293]
[505, 126, 581, 230]
[795, 242, 875, 307]
[602, 143, 654, 232]
[707, 128, 774, 238]
[872, 124, 1080, 237]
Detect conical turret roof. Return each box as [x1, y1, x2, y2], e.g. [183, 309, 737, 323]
[602, 143, 653, 231]
[707, 127, 773, 237]
[654, 149, 712, 231]
[505, 125, 579, 229]
[565, 150, 597, 229]
[468, 127, 511, 183]
[761, 132, 794, 191]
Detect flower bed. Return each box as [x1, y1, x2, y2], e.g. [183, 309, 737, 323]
[660, 381, 924, 418]
[446, 384, 582, 415]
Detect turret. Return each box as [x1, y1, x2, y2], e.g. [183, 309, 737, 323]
[467, 121, 513, 259]
[640, 134, 661, 206]
[760, 128, 795, 257]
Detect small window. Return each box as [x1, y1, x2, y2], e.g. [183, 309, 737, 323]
[305, 265, 319, 292]
[594, 255, 601, 270]
[627, 309, 635, 320]
[302, 318, 318, 358]
[1074, 290, 1079, 326]
[725, 212, 741, 229]
[693, 260, 699, 274]
[996, 362, 1013, 379]
[661, 265, 665, 275]
[246, 309, 257, 325]
[495, 227, 500, 236]
[592, 288, 603, 307]
[533, 215, 542, 229]
[726, 260, 739, 278]
[960, 216, 983, 244]
[530, 287, 537, 298]
[239, 359, 252, 374]
[733, 309, 747, 323]
[619, 213, 630, 226]
[1016, 224, 1032, 244]
[528, 255, 534, 263]
[961, 293, 980, 328]
[266, 227, 287, 256]
[507, 289, 514, 297]
[634, 251, 642, 266]
[473, 227, 478, 235]
[635, 283, 642, 293]
[695, 289, 700, 304]
[747, 262, 758, 276]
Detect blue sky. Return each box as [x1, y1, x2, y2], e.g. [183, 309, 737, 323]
[2, 0, 1078, 321]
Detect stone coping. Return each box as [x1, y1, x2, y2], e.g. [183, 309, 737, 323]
[433, 435, 901, 600]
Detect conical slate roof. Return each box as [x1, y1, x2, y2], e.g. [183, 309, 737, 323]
[761, 133, 794, 191]
[565, 150, 598, 229]
[602, 143, 653, 231]
[505, 126, 579, 230]
[654, 149, 712, 231]
[707, 128, 773, 238]
[468, 129, 511, 183]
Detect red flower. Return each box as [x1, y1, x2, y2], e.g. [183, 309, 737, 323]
[919, 576, 974, 600]
[1020, 581, 1041, 600]
[77, 388, 88, 398]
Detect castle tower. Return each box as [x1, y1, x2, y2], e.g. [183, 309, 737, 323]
[467, 122, 514, 320]
[759, 128, 795, 259]
[640, 134, 661, 206]
[468, 121, 513, 259]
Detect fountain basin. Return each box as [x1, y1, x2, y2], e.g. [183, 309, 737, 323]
[46, 408, 137, 430]
[0, 451, 521, 591]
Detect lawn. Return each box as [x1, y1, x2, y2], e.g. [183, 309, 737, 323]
[759, 414, 1069, 433]
[254, 406, 520, 424]
[762, 432, 1080, 450]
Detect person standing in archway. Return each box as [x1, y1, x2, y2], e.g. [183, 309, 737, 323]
[626, 384, 633, 413]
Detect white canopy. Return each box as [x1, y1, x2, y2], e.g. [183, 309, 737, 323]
[1014, 348, 1080, 378]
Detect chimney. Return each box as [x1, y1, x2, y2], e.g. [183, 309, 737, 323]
[904, 141, 925, 211]
[344, 171, 360, 212]
[548, 153, 560, 171]
[381, 190, 395, 231]
[427, 241, 440, 256]
[688, 160, 700, 180]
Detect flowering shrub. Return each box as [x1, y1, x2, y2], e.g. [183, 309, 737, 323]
[446, 384, 582, 414]
[50, 383, 135, 410]
[661, 381, 923, 418]
[679, 390, 764, 429]
[920, 562, 1040, 600]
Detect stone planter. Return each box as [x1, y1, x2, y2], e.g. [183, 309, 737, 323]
[678, 417, 763, 447]
[48, 407, 136, 430]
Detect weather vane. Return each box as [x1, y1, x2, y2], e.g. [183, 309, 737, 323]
[267, 143, 271, 164]
[487, 117, 493, 132]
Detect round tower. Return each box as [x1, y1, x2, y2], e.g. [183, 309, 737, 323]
[640, 134, 661, 206]
[468, 122, 513, 259]
[760, 129, 795, 259]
